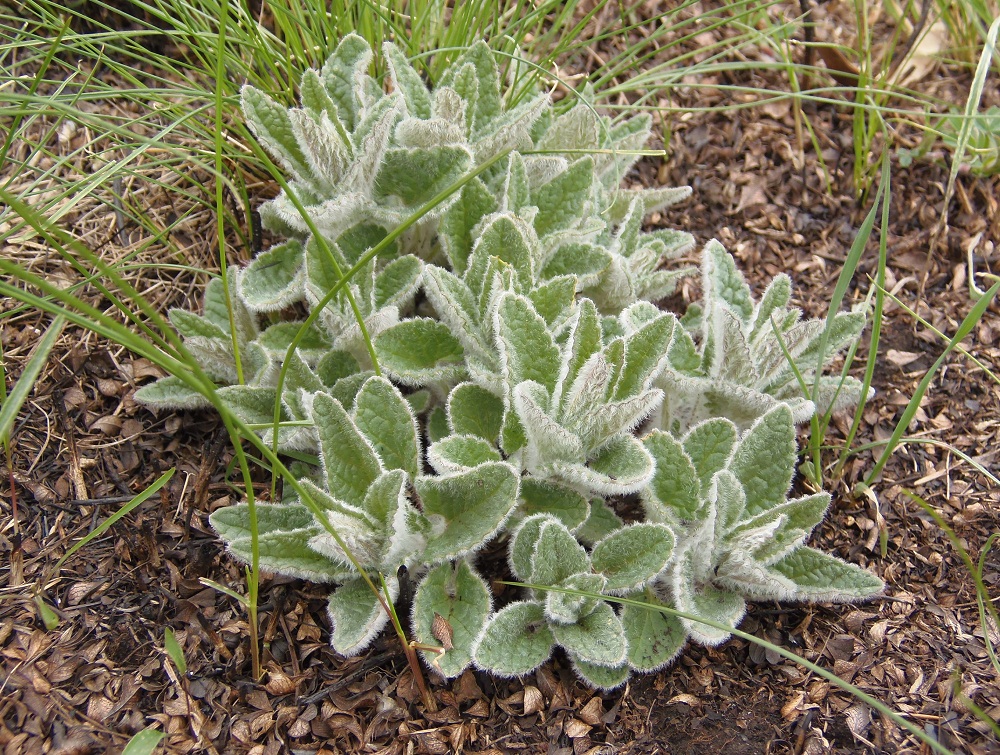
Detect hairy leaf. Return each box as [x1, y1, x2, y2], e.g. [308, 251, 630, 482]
[134, 376, 210, 410]
[473, 601, 554, 677]
[517, 478, 590, 531]
[643, 430, 701, 522]
[376, 146, 472, 206]
[671, 547, 747, 646]
[550, 601, 627, 667]
[352, 377, 420, 478]
[729, 405, 796, 516]
[383, 43, 431, 119]
[242, 86, 311, 181]
[532, 158, 594, 238]
[427, 434, 502, 472]
[561, 433, 653, 495]
[574, 499, 624, 546]
[328, 576, 397, 656]
[412, 561, 491, 678]
[474, 214, 535, 289]
[545, 572, 607, 625]
[313, 392, 382, 503]
[417, 463, 519, 563]
[530, 517, 590, 586]
[682, 418, 738, 494]
[570, 656, 629, 690]
[591, 523, 674, 592]
[495, 294, 561, 393]
[770, 547, 883, 601]
[447, 382, 504, 441]
[375, 318, 466, 385]
[622, 594, 687, 672]
[439, 178, 497, 274]
[509, 514, 548, 583]
[702, 239, 753, 323]
[211, 504, 349, 583]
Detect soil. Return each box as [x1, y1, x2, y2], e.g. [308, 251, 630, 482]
[2, 2, 999, 754]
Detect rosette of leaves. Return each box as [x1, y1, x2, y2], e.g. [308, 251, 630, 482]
[134, 270, 336, 453]
[642, 404, 883, 646]
[244, 32, 696, 318]
[242, 34, 480, 263]
[132, 29, 888, 690]
[579, 194, 695, 314]
[210, 375, 520, 660]
[396, 262, 677, 497]
[491, 293, 677, 496]
[527, 88, 691, 225]
[655, 240, 870, 434]
[390, 40, 548, 169]
[295, 237, 423, 369]
[526, 96, 696, 312]
[472, 514, 679, 689]
[436, 106, 695, 315]
[377, 204, 597, 398]
[134, 269, 259, 409]
[138, 257, 422, 452]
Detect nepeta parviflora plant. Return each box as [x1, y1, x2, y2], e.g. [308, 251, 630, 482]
[137, 36, 883, 689]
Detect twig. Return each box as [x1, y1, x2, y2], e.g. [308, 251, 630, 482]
[53, 391, 87, 500]
[299, 651, 399, 704]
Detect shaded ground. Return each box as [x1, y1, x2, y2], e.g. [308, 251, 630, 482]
[2, 2, 999, 753]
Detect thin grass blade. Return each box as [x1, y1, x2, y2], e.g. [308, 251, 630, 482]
[52, 469, 175, 573]
[0, 314, 66, 442]
[865, 280, 999, 484]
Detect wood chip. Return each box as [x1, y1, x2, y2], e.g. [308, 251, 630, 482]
[264, 669, 297, 695]
[886, 349, 923, 366]
[564, 718, 592, 739]
[287, 718, 311, 738]
[431, 613, 454, 651]
[781, 692, 806, 720]
[522, 685, 544, 716]
[667, 694, 700, 706]
[845, 703, 872, 740]
[578, 696, 604, 727]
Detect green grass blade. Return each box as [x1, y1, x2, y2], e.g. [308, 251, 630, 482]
[803, 152, 888, 483]
[835, 153, 891, 478]
[52, 469, 175, 573]
[865, 279, 1000, 485]
[0, 188, 185, 358]
[163, 626, 188, 675]
[0, 314, 66, 442]
[879, 287, 1000, 386]
[813, 153, 885, 392]
[936, 16, 999, 270]
[975, 534, 1000, 677]
[198, 577, 250, 607]
[121, 728, 165, 755]
[902, 491, 1000, 735]
[33, 595, 60, 630]
[213, 0, 244, 385]
[0, 19, 67, 170]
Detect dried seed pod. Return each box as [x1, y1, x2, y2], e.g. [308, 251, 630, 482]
[431, 613, 454, 650]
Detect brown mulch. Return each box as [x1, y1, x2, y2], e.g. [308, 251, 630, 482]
[2, 1, 999, 753]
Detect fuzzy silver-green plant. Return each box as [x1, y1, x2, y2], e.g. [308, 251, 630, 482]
[472, 513, 677, 689]
[643, 404, 883, 647]
[654, 240, 871, 434]
[136, 36, 882, 689]
[210, 375, 518, 667]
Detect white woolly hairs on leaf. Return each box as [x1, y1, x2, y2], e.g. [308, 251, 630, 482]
[327, 576, 399, 657]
